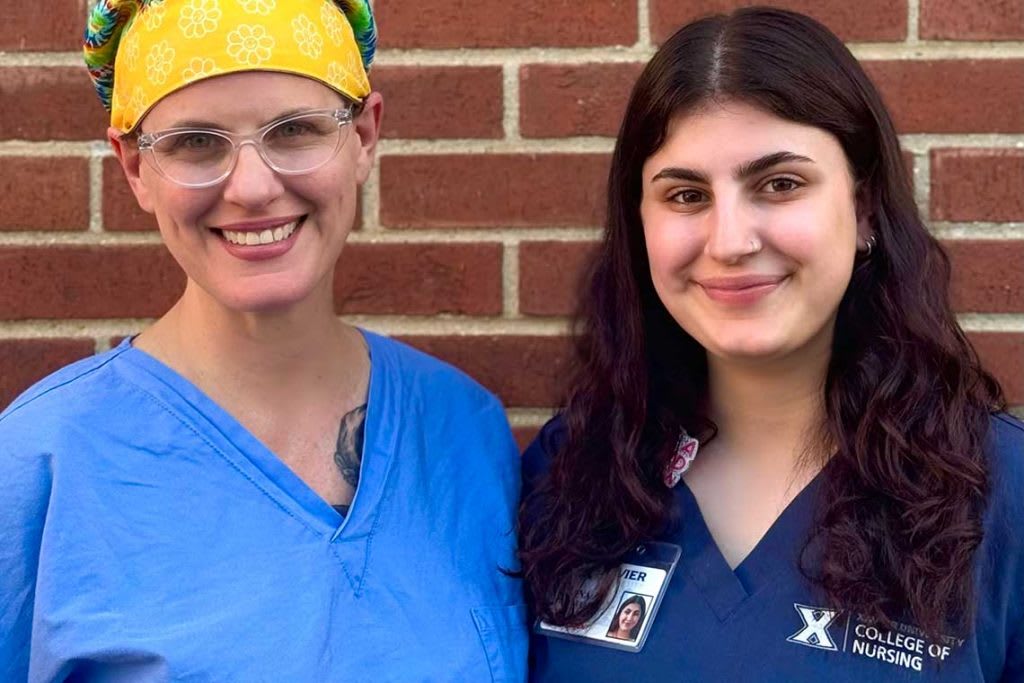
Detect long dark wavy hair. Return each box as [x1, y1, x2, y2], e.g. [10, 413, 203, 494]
[519, 7, 1004, 639]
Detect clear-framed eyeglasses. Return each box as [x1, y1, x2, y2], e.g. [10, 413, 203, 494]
[135, 107, 356, 189]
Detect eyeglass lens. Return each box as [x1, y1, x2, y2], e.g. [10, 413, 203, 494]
[149, 113, 348, 186]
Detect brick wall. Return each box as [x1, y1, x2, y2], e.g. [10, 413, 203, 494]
[1, 1, 1022, 445]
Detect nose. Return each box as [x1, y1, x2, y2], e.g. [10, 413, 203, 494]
[703, 192, 761, 264]
[220, 142, 286, 209]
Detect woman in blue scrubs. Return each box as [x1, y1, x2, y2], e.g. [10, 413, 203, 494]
[520, 7, 1023, 681]
[0, 1, 526, 680]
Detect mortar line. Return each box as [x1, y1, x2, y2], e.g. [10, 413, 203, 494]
[907, 0, 921, 43]
[502, 60, 522, 141]
[4, 42, 1024, 70]
[637, 0, 653, 49]
[502, 243, 521, 318]
[88, 153, 104, 233]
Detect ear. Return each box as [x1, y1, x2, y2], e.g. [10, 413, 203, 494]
[107, 126, 155, 214]
[854, 180, 874, 246]
[352, 91, 383, 185]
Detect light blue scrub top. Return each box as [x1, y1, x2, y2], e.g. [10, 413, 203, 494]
[0, 332, 527, 682]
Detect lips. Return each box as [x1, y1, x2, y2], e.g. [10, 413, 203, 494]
[213, 215, 306, 261]
[696, 274, 788, 305]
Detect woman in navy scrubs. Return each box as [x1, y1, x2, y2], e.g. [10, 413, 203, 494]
[520, 7, 1024, 681]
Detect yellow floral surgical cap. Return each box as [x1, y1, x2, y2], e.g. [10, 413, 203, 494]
[84, 0, 376, 133]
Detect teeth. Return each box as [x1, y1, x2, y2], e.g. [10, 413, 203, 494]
[221, 219, 300, 246]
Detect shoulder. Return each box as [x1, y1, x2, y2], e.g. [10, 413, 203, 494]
[0, 348, 135, 528]
[362, 330, 504, 414]
[985, 413, 1024, 515]
[979, 413, 1024, 579]
[988, 412, 1024, 461]
[986, 412, 1024, 492]
[522, 413, 567, 494]
[975, 414, 1024, 659]
[0, 344, 133, 441]
[363, 330, 518, 470]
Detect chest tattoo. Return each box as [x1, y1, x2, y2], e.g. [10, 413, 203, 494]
[333, 404, 367, 488]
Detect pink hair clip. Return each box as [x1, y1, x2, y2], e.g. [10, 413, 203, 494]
[663, 429, 699, 488]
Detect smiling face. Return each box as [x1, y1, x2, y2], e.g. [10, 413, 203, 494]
[640, 100, 870, 365]
[111, 71, 381, 314]
[618, 603, 642, 633]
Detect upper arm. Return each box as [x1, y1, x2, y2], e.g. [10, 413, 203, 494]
[0, 442, 52, 680]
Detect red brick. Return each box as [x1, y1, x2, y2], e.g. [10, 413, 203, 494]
[864, 61, 1024, 134]
[520, 63, 644, 138]
[335, 243, 503, 315]
[519, 241, 598, 317]
[0, 338, 96, 410]
[1, 0, 86, 51]
[930, 149, 1024, 222]
[398, 335, 573, 408]
[650, 0, 906, 43]
[0, 242, 503, 319]
[0, 158, 90, 231]
[0, 246, 184, 319]
[946, 241, 1024, 313]
[102, 157, 159, 232]
[380, 154, 608, 228]
[0, 68, 109, 142]
[377, 1, 636, 49]
[969, 332, 1024, 405]
[513, 425, 543, 452]
[921, 0, 1024, 40]
[375, 66, 503, 140]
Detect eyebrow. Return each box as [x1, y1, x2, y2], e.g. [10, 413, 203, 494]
[650, 151, 815, 184]
[165, 108, 316, 131]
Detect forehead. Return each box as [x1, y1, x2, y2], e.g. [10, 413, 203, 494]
[142, 71, 344, 130]
[644, 100, 848, 175]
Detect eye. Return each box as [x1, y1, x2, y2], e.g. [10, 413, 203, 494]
[669, 188, 708, 205]
[165, 132, 217, 150]
[762, 177, 802, 193]
[153, 131, 228, 158]
[275, 121, 315, 137]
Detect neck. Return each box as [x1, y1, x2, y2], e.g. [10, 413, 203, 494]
[705, 336, 833, 471]
[136, 279, 362, 401]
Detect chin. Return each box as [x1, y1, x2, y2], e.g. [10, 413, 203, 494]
[702, 330, 793, 361]
[212, 282, 316, 314]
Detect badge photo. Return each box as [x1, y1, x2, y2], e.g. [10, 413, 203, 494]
[536, 542, 681, 653]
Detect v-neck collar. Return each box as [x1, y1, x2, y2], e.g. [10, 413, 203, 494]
[674, 471, 823, 622]
[114, 330, 397, 592]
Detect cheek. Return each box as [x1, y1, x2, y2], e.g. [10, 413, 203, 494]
[148, 181, 219, 229]
[765, 199, 858, 276]
[641, 207, 704, 286]
[291, 166, 356, 209]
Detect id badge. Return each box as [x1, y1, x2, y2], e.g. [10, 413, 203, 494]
[535, 541, 682, 653]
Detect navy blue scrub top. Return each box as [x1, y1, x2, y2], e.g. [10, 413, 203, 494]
[525, 414, 1024, 682]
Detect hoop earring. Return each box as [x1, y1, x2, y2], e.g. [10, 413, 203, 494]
[863, 234, 877, 257]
